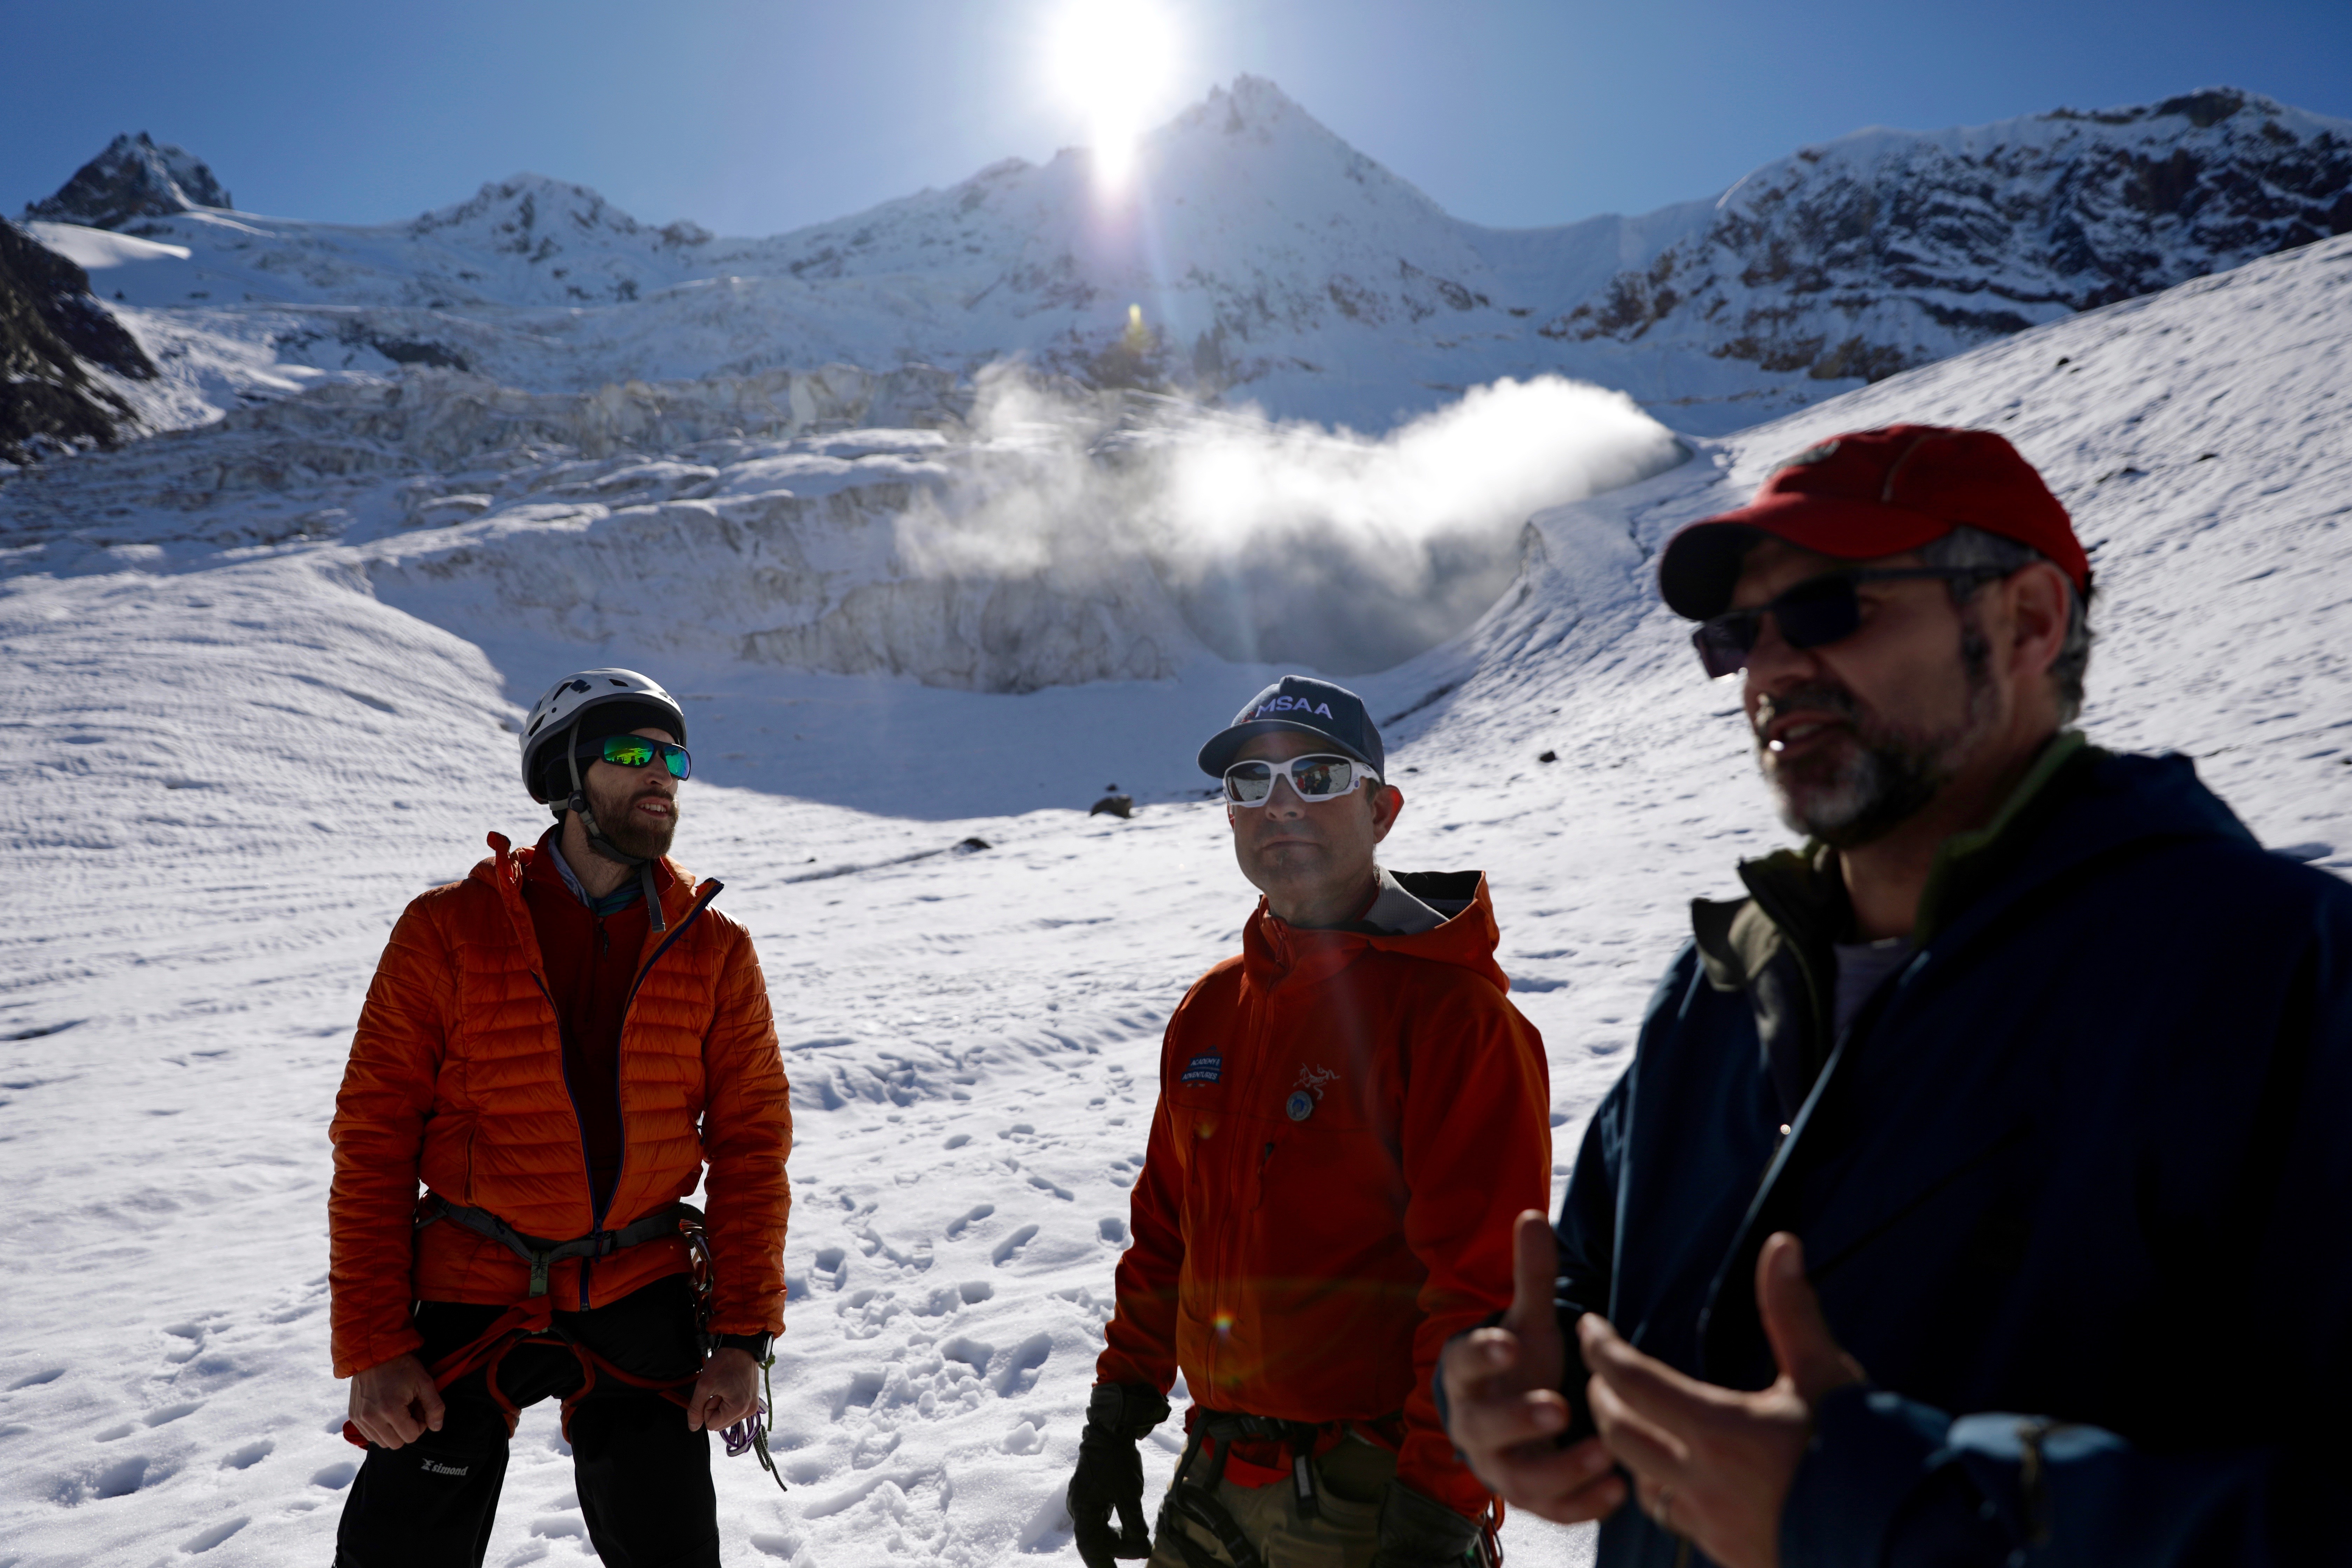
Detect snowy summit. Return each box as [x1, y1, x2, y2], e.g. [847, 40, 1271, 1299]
[15, 79, 2350, 436]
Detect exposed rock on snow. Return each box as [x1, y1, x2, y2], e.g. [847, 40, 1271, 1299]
[1555, 89, 2352, 388]
[0, 361, 1680, 691]
[0, 219, 157, 464]
[21, 131, 233, 229]
[25, 80, 2341, 440]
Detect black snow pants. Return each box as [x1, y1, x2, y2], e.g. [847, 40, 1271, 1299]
[334, 1274, 717, 1568]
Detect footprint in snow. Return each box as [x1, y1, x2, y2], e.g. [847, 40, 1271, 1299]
[943, 1203, 994, 1239]
[992, 1333, 1051, 1397]
[990, 1224, 1040, 1266]
[182, 1517, 248, 1554]
[59, 1451, 163, 1503]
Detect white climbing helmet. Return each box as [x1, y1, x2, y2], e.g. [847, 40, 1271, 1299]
[519, 668, 689, 803]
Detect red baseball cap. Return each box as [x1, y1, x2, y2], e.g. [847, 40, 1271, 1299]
[1657, 425, 2090, 619]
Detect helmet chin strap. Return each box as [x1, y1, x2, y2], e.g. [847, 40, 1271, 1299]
[562, 719, 667, 933]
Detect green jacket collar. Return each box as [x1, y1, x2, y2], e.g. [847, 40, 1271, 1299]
[1692, 730, 2101, 988]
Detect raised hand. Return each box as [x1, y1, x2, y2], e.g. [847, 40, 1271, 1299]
[1439, 1210, 1627, 1524]
[1577, 1232, 1864, 1568]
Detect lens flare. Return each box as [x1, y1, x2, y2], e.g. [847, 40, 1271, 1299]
[1046, 0, 1180, 188]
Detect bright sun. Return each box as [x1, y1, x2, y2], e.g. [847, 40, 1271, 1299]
[1046, 0, 1180, 188]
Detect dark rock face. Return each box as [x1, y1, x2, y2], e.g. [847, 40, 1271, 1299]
[0, 221, 157, 464]
[1551, 89, 2352, 385]
[22, 132, 233, 230]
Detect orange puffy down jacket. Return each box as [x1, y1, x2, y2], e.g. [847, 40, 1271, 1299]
[329, 832, 793, 1378]
[1096, 872, 1552, 1517]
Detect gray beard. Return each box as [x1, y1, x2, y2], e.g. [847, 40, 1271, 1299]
[1758, 629, 1995, 849]
[1766, 733, 1946, 849]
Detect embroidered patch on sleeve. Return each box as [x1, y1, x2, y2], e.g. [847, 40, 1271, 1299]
[1180, 1054, 1223, 1085]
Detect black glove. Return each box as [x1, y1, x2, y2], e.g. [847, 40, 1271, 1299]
[1066, 1382, 1171, 1568]
[1367, 1481, 1483, 1568]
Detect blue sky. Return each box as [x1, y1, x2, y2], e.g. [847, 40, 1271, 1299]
[8, 0, 2348, 237]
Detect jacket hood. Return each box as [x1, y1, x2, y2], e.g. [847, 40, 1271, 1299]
[1244, 869, 1512, 993]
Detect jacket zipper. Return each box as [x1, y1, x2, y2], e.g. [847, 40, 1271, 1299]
[583, 880, 723, 1308]
[1209, 978, 1274, 1396]
[515, 870, 724, 1311]
[528, 967, 603, 1309]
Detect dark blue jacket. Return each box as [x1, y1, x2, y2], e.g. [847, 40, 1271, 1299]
[1558, 740, 2352, 1566]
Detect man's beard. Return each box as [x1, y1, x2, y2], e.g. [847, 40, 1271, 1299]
[585, 783, 678, 861]
[1756, 625, 1995, 849]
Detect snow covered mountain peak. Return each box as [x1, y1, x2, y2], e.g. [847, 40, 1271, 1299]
[14, 79, 2348, 440]
[1552, 86, 2352, 388]
[22, 131, 233, 230]
[398, 173, 715, 303]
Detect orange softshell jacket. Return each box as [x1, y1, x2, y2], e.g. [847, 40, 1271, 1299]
[1096, 872, 1552, 1517]
[329, 833, 793, 1378]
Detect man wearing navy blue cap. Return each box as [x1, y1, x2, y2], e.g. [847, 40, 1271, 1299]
[1063, 676, 1554, 1568]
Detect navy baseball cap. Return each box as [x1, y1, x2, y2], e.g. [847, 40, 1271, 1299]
[1197, 676, 1386, 778]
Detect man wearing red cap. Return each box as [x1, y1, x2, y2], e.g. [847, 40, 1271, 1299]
[1440, 427, 2352, 1566]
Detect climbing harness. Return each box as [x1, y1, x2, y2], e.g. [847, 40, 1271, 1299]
[1152, 1408, 1502, 1568]
[341, 1199, 787, 1493]
[427, 1195, 689, 1301]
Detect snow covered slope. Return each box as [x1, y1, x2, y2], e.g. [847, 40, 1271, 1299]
[0, 236, 2346, 1568]
[0, 360, 1683, 689]
[25, 80, 2344, 438]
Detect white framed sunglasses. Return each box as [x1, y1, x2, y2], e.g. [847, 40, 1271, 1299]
[1222, 753, 1381, 806]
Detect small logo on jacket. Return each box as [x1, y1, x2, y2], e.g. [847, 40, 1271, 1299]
[420, 1458, 470, 1477]
[1181, 1054, 1223, 1085]
[1286, 1064, 1337, 1121]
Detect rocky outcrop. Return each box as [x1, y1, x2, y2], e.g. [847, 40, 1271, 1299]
[22, 133, 232, 230]
[1549, 90, 2352, 386]
[0, 221, 156, 464]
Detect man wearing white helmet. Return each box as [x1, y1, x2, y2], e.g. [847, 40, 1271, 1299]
[327, 669, 794, 1567]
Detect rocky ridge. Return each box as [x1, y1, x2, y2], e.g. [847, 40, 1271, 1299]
[24, 132, 233, 230]
[16, 82, 2346, 435]
[1553, 89, 2352, 387]
[0, 219, 157, 464]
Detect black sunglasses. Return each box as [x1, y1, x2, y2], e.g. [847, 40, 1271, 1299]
[1692, 566, 2010, 678]
[582, 734, 692, 780]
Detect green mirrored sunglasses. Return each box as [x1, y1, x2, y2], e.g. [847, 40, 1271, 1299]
[584, 734, 692, 780]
